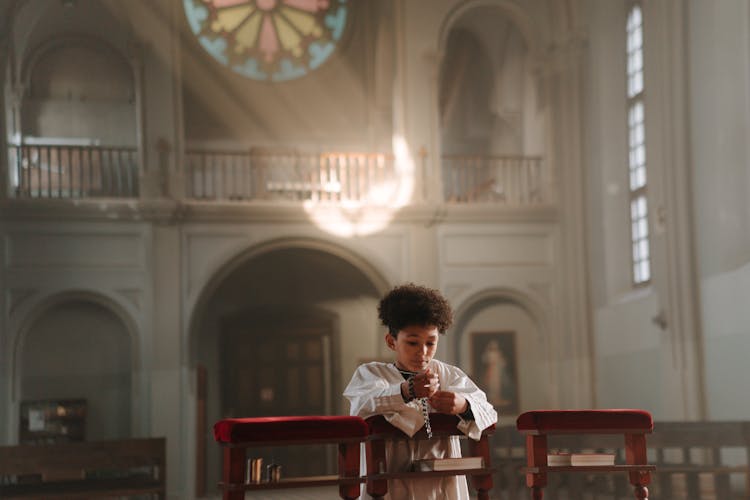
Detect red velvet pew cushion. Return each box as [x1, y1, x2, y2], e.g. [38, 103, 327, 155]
[366, 414, 496, 437]
[213, 416, 369, 444]
[516, 409, 653, 433]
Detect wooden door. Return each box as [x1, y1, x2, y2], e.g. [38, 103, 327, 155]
[221, 316, 334, 477]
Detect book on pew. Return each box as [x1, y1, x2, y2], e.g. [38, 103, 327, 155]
[547, 453, 615, 466]
[412, 456, 484, 471]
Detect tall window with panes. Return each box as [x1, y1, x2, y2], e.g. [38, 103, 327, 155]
[626, 3, 651, 285]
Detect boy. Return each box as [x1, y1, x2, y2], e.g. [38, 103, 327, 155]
[344, 283, 497, 499]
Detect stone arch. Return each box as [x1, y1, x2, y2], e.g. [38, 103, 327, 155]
[450, 286, 553, 414]
[18, 33, 137, 145]
[437, 0, 544, 62]
[451, 286, 549, 359]
[186, 236, 392, 492]
[435, 0, 549, 202]
[187, 236, 391, 360]
[21, 34, 135, 92]
[10, 289, 141, 441]
[9, 0, 136, 85]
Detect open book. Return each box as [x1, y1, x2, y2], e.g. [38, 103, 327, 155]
[547, 453, 615, 466]
[412, 456, 484, 471]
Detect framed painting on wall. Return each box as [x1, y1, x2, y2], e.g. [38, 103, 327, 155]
[471, 331, 519, 414]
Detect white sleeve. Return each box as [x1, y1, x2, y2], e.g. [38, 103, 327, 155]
[441, 365, 498, 441]
[343, 364, 425, 436]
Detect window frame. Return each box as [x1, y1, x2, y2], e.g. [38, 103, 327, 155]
[625, 1, 652, 287]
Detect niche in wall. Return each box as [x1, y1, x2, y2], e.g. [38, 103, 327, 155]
[455, 296, 549, 419]
[19, 299, 133, 441]
[22, 42, 136, 145]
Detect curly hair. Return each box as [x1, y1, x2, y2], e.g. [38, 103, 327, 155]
[378, 283, 453, 336]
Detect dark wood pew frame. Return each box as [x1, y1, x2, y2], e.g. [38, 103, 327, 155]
[365, 415, 496, 500]
[492, 421, 750, 499]
[0, 438, 166, 499]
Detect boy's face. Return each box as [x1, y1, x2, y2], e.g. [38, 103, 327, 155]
[385, 324, 439, 372]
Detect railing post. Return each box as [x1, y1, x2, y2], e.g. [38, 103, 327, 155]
[418, 146, 429, 203]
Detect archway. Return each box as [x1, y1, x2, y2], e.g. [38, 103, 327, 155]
[438, 2, 546, 204]
[21, 38, 136, 145]
[191, 242, 388, 491]
[452, 290, 551, 421]
[17, 297, 134, 443]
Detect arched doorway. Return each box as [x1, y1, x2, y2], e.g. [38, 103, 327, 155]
[17, 298, 134, 443]
[192, 243, 386, 491]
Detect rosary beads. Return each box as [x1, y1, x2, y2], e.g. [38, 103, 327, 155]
[419, 396, 433, 438]
[398, 365, 434, 439]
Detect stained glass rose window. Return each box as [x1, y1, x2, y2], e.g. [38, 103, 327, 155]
[184, 0, 349, 81]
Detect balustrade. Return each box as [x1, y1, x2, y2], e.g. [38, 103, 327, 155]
[4, 145, 548, 206]
[8, 144, 138, 199]
[442, 154, 545, 205]
[185, 149, 397, 204]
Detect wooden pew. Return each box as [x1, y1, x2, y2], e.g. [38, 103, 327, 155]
[213, 416, 368, 500]
[365, 414, 496, 500]
[492, 421, 750, 499]
[647, 421, 750, 499]
[0, 438, 165, 499]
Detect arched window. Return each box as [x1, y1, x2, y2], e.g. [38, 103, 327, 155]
[626, 3, 651, 285]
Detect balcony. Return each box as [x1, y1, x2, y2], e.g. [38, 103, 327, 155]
[185, 149, 397, 204]
[5, 145, 550, 208]
[185, 149, 549, 207]
[9, 143, 138, 199]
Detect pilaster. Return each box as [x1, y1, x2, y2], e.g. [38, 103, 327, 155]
[648, 0, 705, 420]
[547, 33, 595, 408]
[150, 222, 184, 499]
[133, 0, 184, 202]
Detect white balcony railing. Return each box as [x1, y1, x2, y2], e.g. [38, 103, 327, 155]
[9, 144, 139, 199]
[185, 150, 397, 203]
[187, 150, 547, 206]
[4, 145, 546, 206]
[442, 154, 545, 205]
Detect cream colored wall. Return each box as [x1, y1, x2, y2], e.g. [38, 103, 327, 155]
[688, 0, 750, 420]
[455, 301, 550, 426]
[438, 219, 567, 409]
[0, 222, 152, 445]
[585, 0, 750, 422]
[585, 0, 664, 416]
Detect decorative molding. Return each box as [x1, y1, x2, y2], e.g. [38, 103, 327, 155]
[116, 288, 142, 311]
[0, 198, 557, 225]
[5, 231, 144, 270]
[441, 233, 552, 268]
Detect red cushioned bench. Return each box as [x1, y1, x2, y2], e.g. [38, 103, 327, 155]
[365, 414, 496, 500]
[213, 416, 369, 500]
[516, 409, 655, 500]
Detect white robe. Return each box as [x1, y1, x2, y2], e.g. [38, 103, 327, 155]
[343, 359, 498, 500]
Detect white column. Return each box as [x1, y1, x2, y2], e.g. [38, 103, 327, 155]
[647, 0, 705, 420]
[150, 224, 184, 499]
[547, 35, 596, 408]
[132, 0, 184, 201]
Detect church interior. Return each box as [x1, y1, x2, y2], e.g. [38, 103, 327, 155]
[1, 0, 750, 498]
